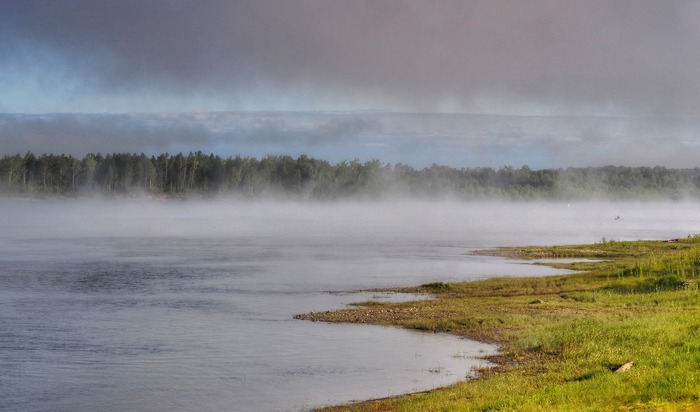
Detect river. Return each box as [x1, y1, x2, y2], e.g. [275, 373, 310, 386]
[1, 199, 698, 411]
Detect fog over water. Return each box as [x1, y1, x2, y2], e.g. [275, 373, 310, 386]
[2, 199, 699, 411]
[5, 3, 700, 408]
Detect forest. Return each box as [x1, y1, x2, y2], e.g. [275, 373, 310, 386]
[1, 151, 700, 200]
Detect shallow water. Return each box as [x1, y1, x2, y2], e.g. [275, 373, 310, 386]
[1, 200, 699, 411]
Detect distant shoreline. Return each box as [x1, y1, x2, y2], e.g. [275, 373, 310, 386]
[2, 152, 699, 201]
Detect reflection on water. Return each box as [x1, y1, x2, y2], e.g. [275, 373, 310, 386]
[1, 200, 699, 411]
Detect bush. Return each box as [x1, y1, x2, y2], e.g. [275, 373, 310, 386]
[421, 281, 452, 290]
[652, 275, 687, 291]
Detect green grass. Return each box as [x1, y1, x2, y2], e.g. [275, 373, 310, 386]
[420, 281, 453, 290]
[308, 236, 700, 411]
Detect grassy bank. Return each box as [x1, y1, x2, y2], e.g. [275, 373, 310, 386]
[298, 237, 700, 411]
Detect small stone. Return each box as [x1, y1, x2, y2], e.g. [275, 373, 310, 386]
[615, 361, 633, 373]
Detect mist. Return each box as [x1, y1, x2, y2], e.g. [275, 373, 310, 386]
[4, 112, 700, 169]
[3, 198, 698, 246]
[4, 198, 700, 410]
[5, 2, 700, 409]
[3, 197, 699, 293]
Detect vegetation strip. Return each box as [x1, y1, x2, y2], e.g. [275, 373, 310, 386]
[2, 151, 700, 199]
[299, 236, 700, 411]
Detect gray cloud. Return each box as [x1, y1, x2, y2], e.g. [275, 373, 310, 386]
[0, 114, 210, 156]
[157, 112, 387, 162]
[3, 111, 700, 169]
[3, 1, 700, 115]
[181, 112, 383, 147]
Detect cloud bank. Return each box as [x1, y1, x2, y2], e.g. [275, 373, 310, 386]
[3, 1, 700, 115]
[0, 114, 209, 156]
[3, 112, 700, 169]
[3, 2, 700, 168]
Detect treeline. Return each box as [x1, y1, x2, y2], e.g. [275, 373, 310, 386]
[1, 151, 700, 200]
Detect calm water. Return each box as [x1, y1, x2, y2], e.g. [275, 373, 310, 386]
[1, 200, 699, 411]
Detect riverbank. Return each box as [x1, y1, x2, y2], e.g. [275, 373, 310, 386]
[300, 237, 700, 411]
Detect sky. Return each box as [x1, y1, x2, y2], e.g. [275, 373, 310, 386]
[2, 0, 700, 168]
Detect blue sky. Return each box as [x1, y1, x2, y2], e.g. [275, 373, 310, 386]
[2, 1, 700, 168]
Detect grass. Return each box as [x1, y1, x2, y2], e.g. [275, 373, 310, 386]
[300, 235, 700, 411]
